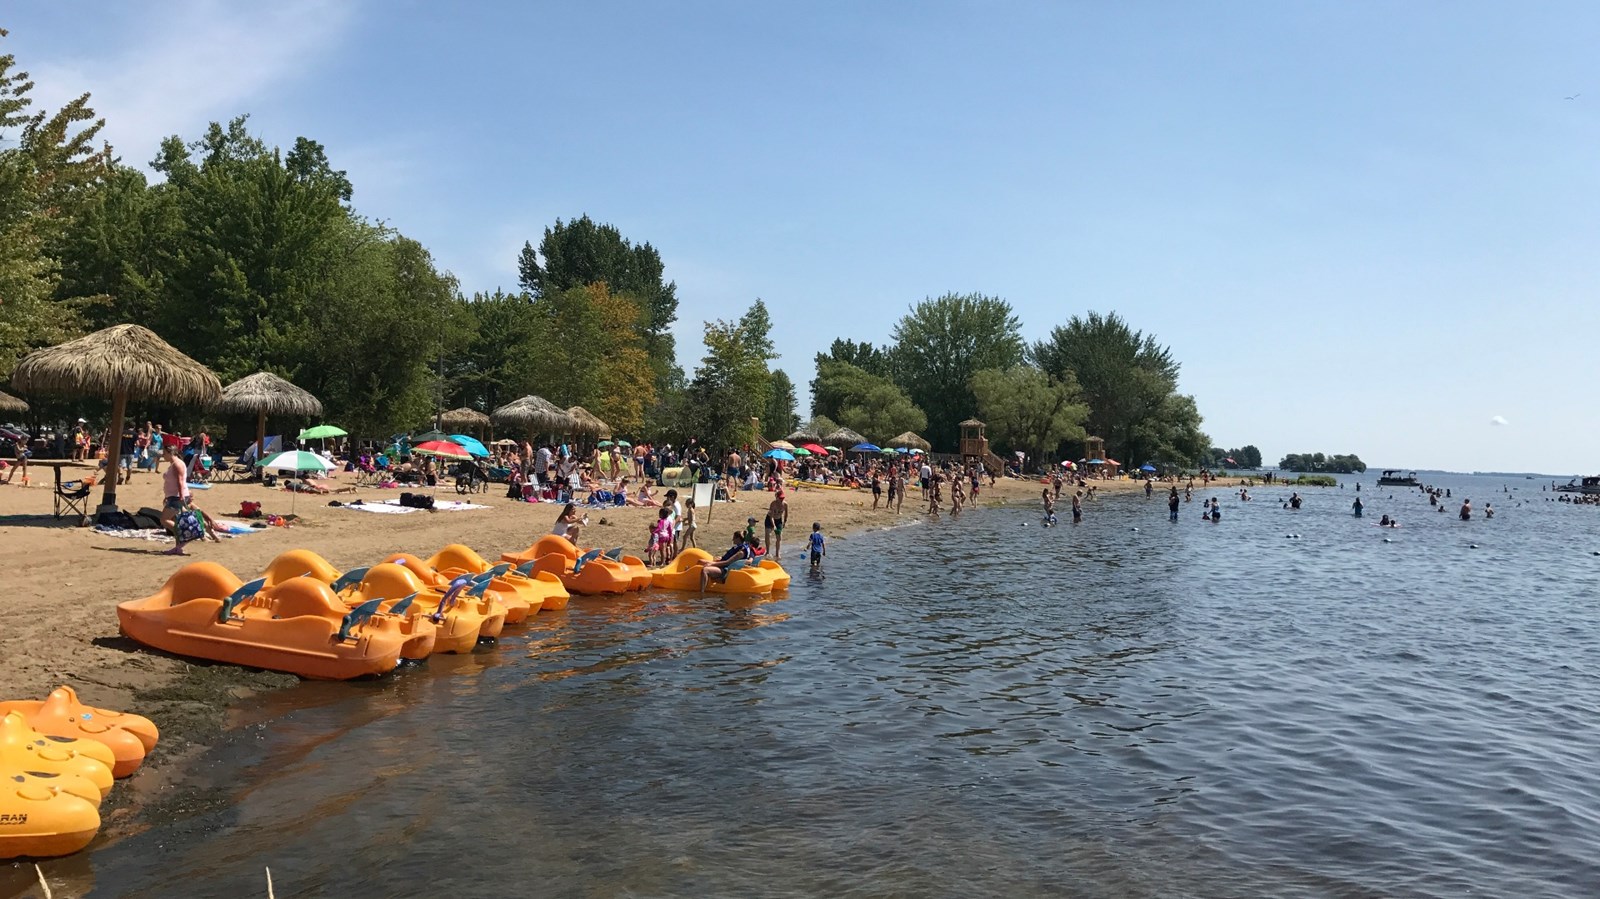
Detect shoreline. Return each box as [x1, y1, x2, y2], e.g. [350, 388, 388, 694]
[0, 467, 1206, 839]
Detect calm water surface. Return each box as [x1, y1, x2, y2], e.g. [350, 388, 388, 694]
[18, 474, 1600, 898]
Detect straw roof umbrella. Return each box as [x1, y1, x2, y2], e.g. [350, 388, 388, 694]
[439, 407, 491, 434]
[566, 406, 612, 439]
[784, 427, 818, 444]
[0, 389, 28, 413]
[888, 431, 931, 452]
[823, 426, 866, 447]
[10, 324, 221, 517]
[491, 395, 574, 439]
[214, 372, 324, 469]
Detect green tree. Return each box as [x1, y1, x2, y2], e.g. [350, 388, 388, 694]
[685, 299, 776, 449]
[763, 369, 799, 440]
[0, 29, 109, 374]
[888, 292, 1023, 449]
[517, 215, 679, 388]
[1031, 311, 1204, 467]
[811, 358, 925, 441]
[969, 366, 1089, 463]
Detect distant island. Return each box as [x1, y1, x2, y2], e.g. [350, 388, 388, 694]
[1278, 452, 1366, 474]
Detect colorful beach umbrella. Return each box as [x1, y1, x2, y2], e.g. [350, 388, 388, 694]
[792, 447, 812, 456]
[802, 443, 827, 455]
[597, 440, 614, 447]
[616, 440, 632, 448]
[764, 448, 796, 461]
[256, 450, 332, 472]
[1140, 463, 1157, 472]
[298, 424, 347, 440]
[850, 443, 881, 453]
[1087, 459, 1106, 465]
[448, 434, 491, 457]
[413, 439, 472, 460]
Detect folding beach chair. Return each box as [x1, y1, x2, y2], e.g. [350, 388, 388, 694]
[54, 479, 92, 524]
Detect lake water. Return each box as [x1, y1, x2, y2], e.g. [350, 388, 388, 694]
[15, 473, 1600, 898]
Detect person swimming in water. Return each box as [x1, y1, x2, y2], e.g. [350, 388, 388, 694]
[1459, 499, 1472, 520]
[1352, 496, 1363, 518]
[1168, 486, 1180, 522]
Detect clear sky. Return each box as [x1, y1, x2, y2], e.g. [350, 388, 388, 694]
[9, 2, 1600, 473]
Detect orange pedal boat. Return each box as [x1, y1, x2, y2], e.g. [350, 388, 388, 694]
[426, 544, 570, 612]
[0, 687, 150, 778]
[0, 777, 100, 859]
[500, 536, 639, 595]
[0, 685, 159, 753]
[118, 563, 422, 680]
[351, 563, 503, 654]
[383, 553, 525, 626]
[257, 550, 439, 659]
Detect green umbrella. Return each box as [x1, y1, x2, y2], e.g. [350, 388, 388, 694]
[256, 450, 333, 472]
[824, 446, 841, 453]
[299, 424, 347, 440]
[880, 448, 897, 456]
[792, 447, 812, 456]
[616, 440, 632, 447]
[597, 440, 615, 448]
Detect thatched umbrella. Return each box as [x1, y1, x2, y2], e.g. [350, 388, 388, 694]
[439, 406, 491, 435]
[784, 427, 818, 444]
[492, 395, 574, 439]
[11, 324, 221, 516]
[888, 431, 931, 452]
[0, 389, 28, 413]
[566, 406, 612, 439]
[214, 372, 324, 469]
[823, 426, 866, 447]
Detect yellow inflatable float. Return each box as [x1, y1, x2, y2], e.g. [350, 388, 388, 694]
[0, 776, 100, 859]
[1, 713, 114, 794]
[0, 687, 151, 778]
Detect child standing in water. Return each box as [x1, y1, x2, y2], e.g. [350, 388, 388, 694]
[1071, 490, 1083, 524]
[1168, 486, 1180, 521]
[808, 522, 826, 569]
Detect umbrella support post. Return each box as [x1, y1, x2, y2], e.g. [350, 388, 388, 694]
[96, 389, 128, 521]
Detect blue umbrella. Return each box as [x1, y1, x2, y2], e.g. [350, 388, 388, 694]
[1140, 463, 1157, 472]
[851, 443, 881, 453]
[896, 447, 912, 454]
[1087, 459, 1106, 465]
[448, 434, 491, 458]
[764, 448, 795, 461]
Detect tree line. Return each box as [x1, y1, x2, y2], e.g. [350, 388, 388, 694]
[0, 31, 1218, 469]
[1278, 453, 1367, 474]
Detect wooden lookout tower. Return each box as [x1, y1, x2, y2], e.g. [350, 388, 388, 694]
[960, 418, 1006, 475]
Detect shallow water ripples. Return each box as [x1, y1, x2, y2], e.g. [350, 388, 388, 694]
[47, 475, 1600, 898]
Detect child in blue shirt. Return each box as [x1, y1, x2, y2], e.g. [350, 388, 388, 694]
[807, 522, 826, 568]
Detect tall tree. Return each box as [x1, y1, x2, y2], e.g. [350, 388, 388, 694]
[889, 292, 1023, 450]
[0, 29, 108, 374]
[685, 299, 776, 449]
[811, 357, 925, 441]
[970, 366, 1089, 463]
[763, 369, 799, 440]
[517, 215, 679, 389]
[1031, 311, 1204, 467]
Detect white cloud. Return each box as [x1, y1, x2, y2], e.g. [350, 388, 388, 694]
[26, 0, 355, 167]
[1490, 415, 1509, 426]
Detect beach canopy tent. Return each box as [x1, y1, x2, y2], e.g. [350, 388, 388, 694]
[565, 406, 611, 439]
[0, 390, 28, 413]
[492, 395, 573, 438]
[438, 407, 491, 433]
[11, 324, 221, 518]
[823, 427, 866, 448]
[214, 372, 323, 479]
[887, 431, 931, 452]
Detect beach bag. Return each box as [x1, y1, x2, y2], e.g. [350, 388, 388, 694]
[175, 509, 204, 543]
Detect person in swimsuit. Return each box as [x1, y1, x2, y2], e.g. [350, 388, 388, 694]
[886, 472, 898, 513]
[765, 491, 789, 560]
[871, 473, 883, 510]
[1459, 499, 1472, 521]
[1071, 490, 1083, 524]
[1168, 486, 1181, 521]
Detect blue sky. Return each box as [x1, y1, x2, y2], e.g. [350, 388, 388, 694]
[10, 2, 1600, 472]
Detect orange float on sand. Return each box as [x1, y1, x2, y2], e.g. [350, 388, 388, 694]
[500, 536, 638, 595]
[426, 544, 569, 612]
[0, 685, 159, 753]
[0, 713, 113, 793]
[117, 562, 419, 680]
[0, 776, 100, 859]
[0, 687, 148, 778]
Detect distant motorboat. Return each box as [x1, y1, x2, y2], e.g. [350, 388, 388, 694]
[1377, 470, 1420, 487]
[1554, 476, 1600, 496]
